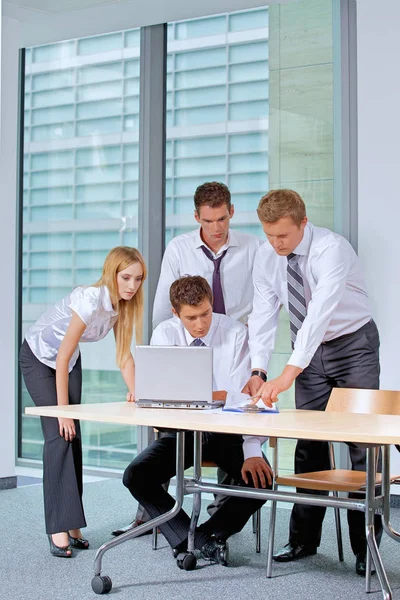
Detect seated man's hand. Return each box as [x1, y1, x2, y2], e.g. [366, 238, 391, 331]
[126, 392, 135, 402]
[241, 457, 273, 489]
[213, 390, 227, 402]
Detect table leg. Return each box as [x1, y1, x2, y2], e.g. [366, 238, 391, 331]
[91, 431, 186, 595]
[187, 431, 202, 554]
[382, 445, 400, 542]
[365, 447, 392, 599]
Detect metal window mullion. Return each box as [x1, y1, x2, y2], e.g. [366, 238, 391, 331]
[138, 24, 166, 341]
[332, 0, 358, 470]
[16, 49, 27, 461]
[333, 0, 358, 248]
[137, 24, 167, 455]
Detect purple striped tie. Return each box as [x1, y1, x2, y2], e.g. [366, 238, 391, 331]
[200, 245, 228, 314]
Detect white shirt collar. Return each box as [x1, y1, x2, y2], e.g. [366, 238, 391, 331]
[102, 286, 118, 316]
[293, 222, 313, 257]
[183, 314, 215, 347]
[194, 228, 239, 255]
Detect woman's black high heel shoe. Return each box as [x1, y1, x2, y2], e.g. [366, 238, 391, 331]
[68, 534, 89, 549]
[47, 534, 72, 558]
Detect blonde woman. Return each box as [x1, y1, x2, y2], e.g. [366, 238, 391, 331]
[19, 247, 146, 558]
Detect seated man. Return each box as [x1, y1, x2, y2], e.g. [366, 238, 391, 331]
[123, 276, 272, 565]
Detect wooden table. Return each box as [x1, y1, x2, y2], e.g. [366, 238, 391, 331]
[26, 402, 400, 599]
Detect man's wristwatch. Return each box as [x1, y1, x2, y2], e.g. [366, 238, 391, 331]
[251, 370, 267, 382]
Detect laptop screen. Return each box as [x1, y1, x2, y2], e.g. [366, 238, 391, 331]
[135, 345, 213, 403]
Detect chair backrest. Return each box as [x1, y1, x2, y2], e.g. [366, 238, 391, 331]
[326, 388, 400, 415]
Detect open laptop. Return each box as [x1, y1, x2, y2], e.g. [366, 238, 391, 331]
[135, 345, 224, 409]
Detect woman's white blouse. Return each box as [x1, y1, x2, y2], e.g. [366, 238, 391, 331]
[25, 285, 118, 372]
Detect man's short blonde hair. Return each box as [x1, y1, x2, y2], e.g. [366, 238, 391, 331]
[257, 189, 306, 226]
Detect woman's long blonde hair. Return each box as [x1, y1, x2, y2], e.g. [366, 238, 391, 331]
[95, 246, 147, 368]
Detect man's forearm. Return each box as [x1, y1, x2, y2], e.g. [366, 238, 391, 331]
[281, 364, 303, 385]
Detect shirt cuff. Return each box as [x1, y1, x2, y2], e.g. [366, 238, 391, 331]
[286, 347, 314, 370]
[242, 436, 267, 460]
[250, 355, 269, 371]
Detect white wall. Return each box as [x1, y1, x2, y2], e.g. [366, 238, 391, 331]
[357, 0, 400, 478]
[0, 13, 20, 480]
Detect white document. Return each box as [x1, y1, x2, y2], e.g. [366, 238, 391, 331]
[223, 392, 279, 413]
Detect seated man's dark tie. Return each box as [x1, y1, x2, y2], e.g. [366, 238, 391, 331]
[191, 338, 206, 347]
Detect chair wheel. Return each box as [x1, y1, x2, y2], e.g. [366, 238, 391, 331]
[91, 575, 112, 594]
[176, 552, 197, 571]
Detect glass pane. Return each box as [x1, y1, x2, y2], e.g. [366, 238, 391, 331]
[22, 28, 141, 473]
[229, 8, 269, 32]
[175, 85, 226, 108]
[78, 32, 123, 55]
[32, 88, 75, 108]
[176, 48, 226, 71]
[175, 66, 226, 89]
[125, 30, 140, 48]
[175, 16, 226, 40]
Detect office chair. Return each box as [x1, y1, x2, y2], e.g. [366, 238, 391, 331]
[266, 388, 400, 578]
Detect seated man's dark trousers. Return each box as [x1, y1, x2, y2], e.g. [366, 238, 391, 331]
[123, 431, 269, 550]
[289, 319, 382, 555]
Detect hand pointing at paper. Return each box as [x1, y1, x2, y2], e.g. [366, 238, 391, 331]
[249, 365, 302, 408]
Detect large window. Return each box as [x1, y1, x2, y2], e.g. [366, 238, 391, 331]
[166, 8, 268, 242]
[21, 29, 141, 470]
[166, 0, 335, 472]
[20, 0, 339, 475]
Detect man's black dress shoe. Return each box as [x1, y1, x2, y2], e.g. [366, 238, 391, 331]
[200, 538, 229, 566]
[273, 542, 317, 562]
[111, 519, 153, 537]
[355, 553, 376, 577]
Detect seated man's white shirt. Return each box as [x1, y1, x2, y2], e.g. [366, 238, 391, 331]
[151, 312, 267, 460]
[152, 228, 261, 328]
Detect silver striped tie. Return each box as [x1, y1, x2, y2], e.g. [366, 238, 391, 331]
[191, 338, 206, 347]
[287, 253, 307, 348]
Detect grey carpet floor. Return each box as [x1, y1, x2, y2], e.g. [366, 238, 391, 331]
[1, 478, 400, 600]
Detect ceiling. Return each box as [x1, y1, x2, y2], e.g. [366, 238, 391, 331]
[3, 0, 294, 47]
[4, 0, 124, 13]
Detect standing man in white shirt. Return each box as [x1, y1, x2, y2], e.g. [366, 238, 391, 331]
[112, 182, 261, 537]
[122, 276, 271, 566]
[152, 181, 261, 328]
[244, 189, 381, 577]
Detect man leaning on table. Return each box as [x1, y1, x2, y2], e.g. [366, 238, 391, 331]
[122, 275, 272, 566]
[243, 188, 381, 577]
